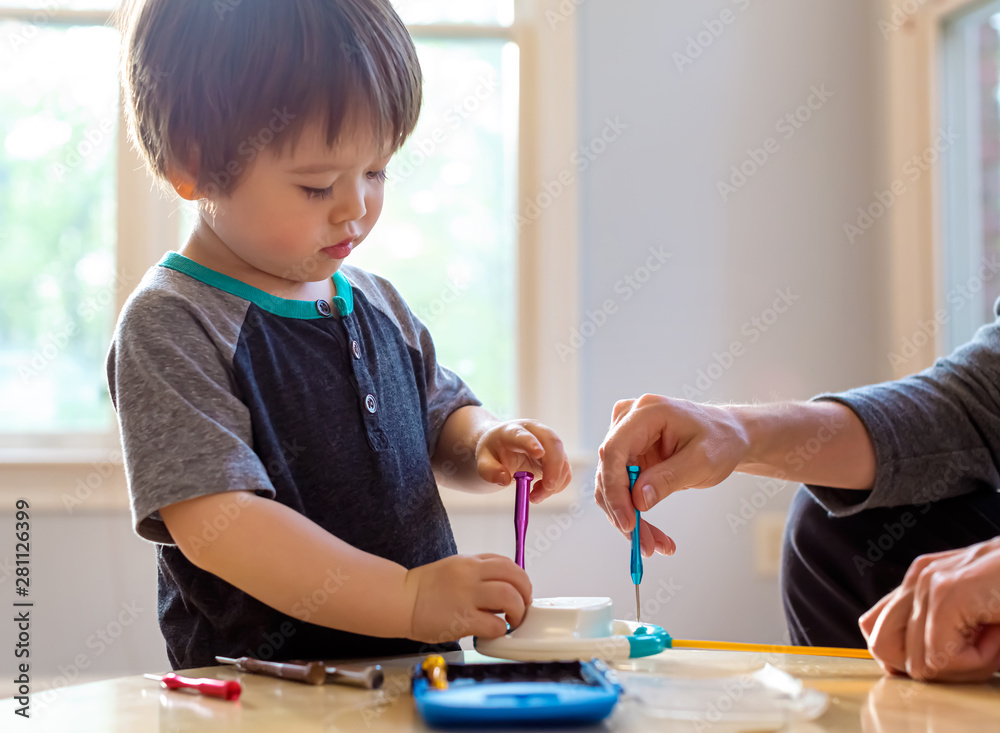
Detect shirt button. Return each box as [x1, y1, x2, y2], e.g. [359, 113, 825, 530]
[365, 394, 377, 414]
[351, 340, 362, 359]
[315, 299, 333, 317]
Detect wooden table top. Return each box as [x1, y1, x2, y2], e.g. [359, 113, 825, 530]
[12, 648, 1000, 732]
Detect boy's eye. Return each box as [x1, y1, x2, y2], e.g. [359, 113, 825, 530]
[301, 170, 387, 200]
[302, 185, 334, 200]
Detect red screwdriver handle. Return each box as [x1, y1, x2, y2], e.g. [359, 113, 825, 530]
[160, 673, 241, 701]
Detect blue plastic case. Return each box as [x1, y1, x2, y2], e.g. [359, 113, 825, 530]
[411, 659, 623, 728]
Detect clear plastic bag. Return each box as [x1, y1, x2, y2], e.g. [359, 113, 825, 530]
[616, 663, 829, 730]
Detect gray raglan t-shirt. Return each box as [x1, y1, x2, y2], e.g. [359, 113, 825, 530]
[107, 253, 481, 669]
[806, 300, 1000, 516]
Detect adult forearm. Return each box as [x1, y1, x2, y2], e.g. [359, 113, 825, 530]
[731, 401, 876, 490]
[163, 492, 415, 638]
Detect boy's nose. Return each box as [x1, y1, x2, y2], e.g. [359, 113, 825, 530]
[330, 181, 367, 223]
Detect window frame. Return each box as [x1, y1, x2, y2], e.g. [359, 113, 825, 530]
[883, 0, 994, 378]
[0, 1, 582, 512]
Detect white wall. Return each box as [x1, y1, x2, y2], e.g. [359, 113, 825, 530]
[473, 0, 890, 643]
[0, 0, 890, 694]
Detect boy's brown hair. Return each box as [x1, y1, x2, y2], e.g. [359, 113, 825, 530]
[116, 0, 422, 197]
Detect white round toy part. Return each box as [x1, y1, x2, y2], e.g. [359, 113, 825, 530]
[474, 597, 669, 662]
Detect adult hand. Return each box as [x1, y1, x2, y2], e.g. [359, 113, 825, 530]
[859, 536, 1000, 682]
[594, 394, 750, 556]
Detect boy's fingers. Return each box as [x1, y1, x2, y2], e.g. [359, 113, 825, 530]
[478, 581, 528, 627]
[508, 425, 545, 458]
[478, 556, 532, 605]
[477, 451, 510, 485]
[470, 611, 511, 639]
[529, 457, 573, 503]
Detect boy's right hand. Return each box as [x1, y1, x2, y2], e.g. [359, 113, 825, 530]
[404, 554, 532, 644]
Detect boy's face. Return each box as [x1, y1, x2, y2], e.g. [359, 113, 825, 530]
[199, 116, 392, 284]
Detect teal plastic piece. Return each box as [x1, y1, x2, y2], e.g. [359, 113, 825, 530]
[627, 465, 642, 586]
[627, 623, 671, 657]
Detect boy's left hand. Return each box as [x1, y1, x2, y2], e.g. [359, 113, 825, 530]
[476, 420, 572, 502]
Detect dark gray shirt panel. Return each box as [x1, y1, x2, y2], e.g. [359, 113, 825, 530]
[341, 265, 478, 457]
[806, 305, 1000, 516]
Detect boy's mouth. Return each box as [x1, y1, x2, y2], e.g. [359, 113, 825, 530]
[321, 237, 356, 259]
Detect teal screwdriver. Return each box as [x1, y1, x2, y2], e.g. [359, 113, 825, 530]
[627, 465, 643, 624]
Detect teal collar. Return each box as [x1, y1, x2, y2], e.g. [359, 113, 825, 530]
[159, 252, 354, 318]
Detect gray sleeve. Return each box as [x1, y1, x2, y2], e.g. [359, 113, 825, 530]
[341, 266, 481, 455]
[805, 316, 1000, 516]
[107, 287, 276, 544]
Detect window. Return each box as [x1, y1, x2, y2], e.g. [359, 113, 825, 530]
[883, 0, 1000, 378]
[0, 4, 122, 446]
[941, 2, 1000, 354]
[1, 1, 580, 506]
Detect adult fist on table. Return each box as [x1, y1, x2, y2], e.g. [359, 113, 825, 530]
[859, 536, 1000, 682]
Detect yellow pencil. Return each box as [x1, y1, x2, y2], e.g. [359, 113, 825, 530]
[670, 639, 873, 660]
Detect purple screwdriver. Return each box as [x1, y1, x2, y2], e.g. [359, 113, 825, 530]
[514, 471, 533, 569]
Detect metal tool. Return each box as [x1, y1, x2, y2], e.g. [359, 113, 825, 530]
[144, 673, 241, 701]
[627, 465, 642, 624]
[215, 656, 326, 686]
[514, 470, 533, 569]
[218, 655, 384, 689]
[321, 663, 384, 689]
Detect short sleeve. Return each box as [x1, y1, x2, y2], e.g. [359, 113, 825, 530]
[107, 287, 275, 544]
[803, 311, 1000, 516]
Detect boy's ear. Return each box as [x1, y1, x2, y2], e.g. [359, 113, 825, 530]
[167, 149, 203, 201]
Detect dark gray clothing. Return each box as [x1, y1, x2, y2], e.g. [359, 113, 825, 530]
[107, 253, 479, 669]
[807, 303, 1000, 515]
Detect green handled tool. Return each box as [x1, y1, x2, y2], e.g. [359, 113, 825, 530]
[627, 465, 643, 624]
